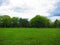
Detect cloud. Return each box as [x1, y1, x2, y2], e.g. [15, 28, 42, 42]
[12, 7, 26, 13]
[0, 0, 60, 21]
[48, 16, 60, 22]
[49, 1, 60, 16]
[0, 0, 3, 6]
[0, 0, 9, 6]
[9, 0, 57, 16]
[48, 0, 60, 21]
[11, 6, 34, 13]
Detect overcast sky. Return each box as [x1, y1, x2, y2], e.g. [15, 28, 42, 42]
[0, 0, 60, 21]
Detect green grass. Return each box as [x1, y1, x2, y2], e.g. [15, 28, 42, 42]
[0, 28, 60, 45]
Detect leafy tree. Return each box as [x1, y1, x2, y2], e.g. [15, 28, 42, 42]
[19, 18, 29, 27]
[54, 19, 60, 28]
[30, 15, 50, 28]
[0, 16, 4, 27]
[11, 17, 19, 27]
[49, 22, 54, 28]
[1, 15, 11, 27]
[0, 15, 60, 28]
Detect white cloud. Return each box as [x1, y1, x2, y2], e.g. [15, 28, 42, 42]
[0, 0, 59, 20]
[48, 16, 60, 22]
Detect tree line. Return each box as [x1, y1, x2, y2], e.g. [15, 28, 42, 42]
[0, 15, 60, 28]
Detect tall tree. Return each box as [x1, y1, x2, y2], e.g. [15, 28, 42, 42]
[11, 17, 19, 27]
[0, 16, 4, 27]
[30, 15, 50, 28]
[19, 18, 29, 27]
[54, 19, 60, 28]
[2, 15, 11, 27]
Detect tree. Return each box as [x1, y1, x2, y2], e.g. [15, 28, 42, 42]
[0, 16, 4, 27]
[30, 15, 50, 28]
[49, 22, 54, 28]
[54, 19, 60, 28]
[1, 15, 11, 27]
[19, 18, 29, 27]
[11, 17, 19, 27]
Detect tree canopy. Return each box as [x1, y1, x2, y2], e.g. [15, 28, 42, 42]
[0, 15, 60, 28]
[30, 15, 50, 28]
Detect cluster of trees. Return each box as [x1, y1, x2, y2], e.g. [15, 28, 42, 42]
[0, 15, 60, 28]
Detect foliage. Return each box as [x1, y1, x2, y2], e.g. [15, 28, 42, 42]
[11, 17, 19, 27]
[19, 18, 29, 27]
[54, 19, 60, 28]
[0, 15, 60, 28]
[30, 15, 50, 28]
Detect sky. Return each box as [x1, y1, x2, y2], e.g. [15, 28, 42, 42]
[0, 0, 60, 21]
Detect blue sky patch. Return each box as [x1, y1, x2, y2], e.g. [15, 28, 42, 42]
[0, 0, 9, 6]
[50, 2, 60, 16]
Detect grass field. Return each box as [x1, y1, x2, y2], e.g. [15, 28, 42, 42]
[0, 28, 60, 45]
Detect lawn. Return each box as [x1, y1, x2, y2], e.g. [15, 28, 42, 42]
[0, 28, 60, 45]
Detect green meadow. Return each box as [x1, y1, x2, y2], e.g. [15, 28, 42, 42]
[0, 28, 60, 45]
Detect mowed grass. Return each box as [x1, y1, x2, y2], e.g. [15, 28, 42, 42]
[0, 28, 60, 45]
